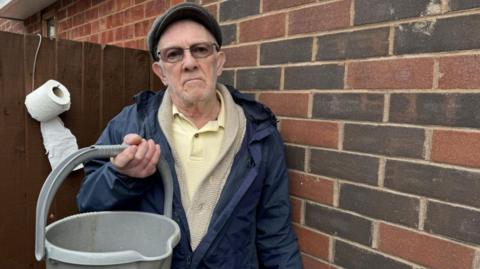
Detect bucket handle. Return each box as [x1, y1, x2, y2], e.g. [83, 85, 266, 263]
[35, 145, 174, 261]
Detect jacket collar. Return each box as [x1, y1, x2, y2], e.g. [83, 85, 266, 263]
[132, 84, 278, 130]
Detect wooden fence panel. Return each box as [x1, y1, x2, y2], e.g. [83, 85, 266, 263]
[0, 31, 28, 269]
[0, 31, 163, 268]
[102, 45, 126, 128]
[82, 42, 102, 144]
[24, 34, 56, 269]
[53, 39, 85, 221]
[124, 48, 151, 104]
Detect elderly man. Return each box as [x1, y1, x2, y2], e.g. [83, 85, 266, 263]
[77, 2, 301, 268]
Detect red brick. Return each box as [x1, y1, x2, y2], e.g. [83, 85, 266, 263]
[135, 0, 147, 4]
[58, 32, 67, 39]
[114, 27, 124, 41]
[58, 18, 73, 32]
[289, 0, 351, 35]
[57, 9, 67, 20]
[116, 0, 134, 11]
[125, 39, 137, 48]
[222, 45, 257, 68]
[124, 5, 144, 24]
[379, 223, 475, 269]
[72, 13, 85, 27]
[101, 30, 115, 43]
[106, 13, 124, 28]
[301, 254, 336, 269]
[145, 0, 168, 18]
[240, 13, 286, 43]
[281, 119, 338, 148]
[88, 33, 99, 42]
[85, 7, 99, 21]
[205, 3, 217, 19]
[439, 55, 480, 89]
[431, 130, 480, 168]
[98, 0, 115, 17]
[263, 0, 315, 12]
[72, 24, 91, 38]
[290, 197, 302, 223]
[134, 20, 151, 37]
[258, 92, 309, 118]
[289, 171, 334, 205]
[98, 17, 108, 31]
[123, 24, 135, 39]
[293, 225, 329, 260]
[347, 58, 434, 89]
[82, 24, 92, 36]
[90, 20, 100, 33]
[171, 0, 184, 5]
[67, 0, 92, 17]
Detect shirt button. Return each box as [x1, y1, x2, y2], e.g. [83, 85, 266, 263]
[194, 133, 199, 138]
[198, 203, 204, 210]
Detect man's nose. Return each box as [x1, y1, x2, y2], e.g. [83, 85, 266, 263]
[182, 50, 198, 70]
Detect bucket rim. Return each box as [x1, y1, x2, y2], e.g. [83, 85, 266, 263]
[45, 211, 180, 266]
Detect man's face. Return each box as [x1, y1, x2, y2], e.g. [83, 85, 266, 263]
[152, 20, 225, 107]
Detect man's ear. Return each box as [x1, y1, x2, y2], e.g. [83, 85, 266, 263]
[152, 62, 168, 86]
[216, 51, 226, 77]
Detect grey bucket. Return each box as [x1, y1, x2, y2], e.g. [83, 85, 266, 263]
[35, 145, 180, 268]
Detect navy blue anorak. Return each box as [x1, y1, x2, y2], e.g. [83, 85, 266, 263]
[77, 85, 302, 269]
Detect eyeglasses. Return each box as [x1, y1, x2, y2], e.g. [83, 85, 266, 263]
[157, 42, 219, 63]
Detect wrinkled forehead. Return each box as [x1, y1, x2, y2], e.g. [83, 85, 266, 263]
[157, 19, 216, 48]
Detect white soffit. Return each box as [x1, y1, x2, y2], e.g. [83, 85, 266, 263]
[0, 0, 58, 20]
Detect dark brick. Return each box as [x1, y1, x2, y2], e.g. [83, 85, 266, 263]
[305, 203, 372, 245]
[389, 93, 480, 128]
[220, 24, 236, 45]
[310, 149, 379, 185]
[395, 15, 480, 55]
[218, 70, 234, 86]
[340, 184, 420, 227]
[335, 240, 412, 269]
[285, 145, 305, 171]
[219, 0, 259, 21]
[236, 68, 281, 90]
[344, 124, 425, 158]
[425, 201, 480, 245]
[384, 160, 480, 208]
[284, 64, 344, 90]
[449, 0, 480, 11]
[260, 38, 312, 65]
[313, 93, 384, 122]
[316, 28, 389, 61]
[355, 0, 432, 25]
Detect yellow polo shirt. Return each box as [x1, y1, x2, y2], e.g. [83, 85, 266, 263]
[171, 92, 225, 200]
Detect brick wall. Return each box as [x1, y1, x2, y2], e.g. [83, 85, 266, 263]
[0, 18, 25, 33]
[2, 0, 480, 268]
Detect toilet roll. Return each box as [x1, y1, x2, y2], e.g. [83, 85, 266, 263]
[25, 80, 82, 171]
[25, 80, 71, 122]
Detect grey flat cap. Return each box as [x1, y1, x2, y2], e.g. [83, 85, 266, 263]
[147, 2, 222, 61]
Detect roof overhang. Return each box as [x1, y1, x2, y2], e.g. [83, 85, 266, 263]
[0, 0, 57, 20]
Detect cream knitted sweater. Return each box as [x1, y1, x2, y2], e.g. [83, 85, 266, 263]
[158, 84, 246, 249]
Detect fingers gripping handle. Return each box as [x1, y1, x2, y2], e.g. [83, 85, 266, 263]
[35, 145, 127, 261]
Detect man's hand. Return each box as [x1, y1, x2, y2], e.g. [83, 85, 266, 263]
[111, 134, 161, 178]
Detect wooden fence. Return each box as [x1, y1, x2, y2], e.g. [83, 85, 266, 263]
[0, 31, 162, 268]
